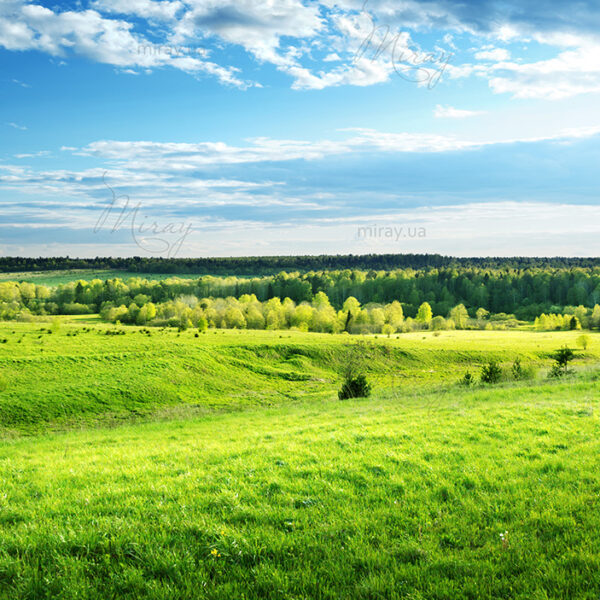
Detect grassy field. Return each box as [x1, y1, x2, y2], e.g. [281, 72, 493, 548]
[0, 270, 195, 285]
[1, 322, 599, 598]
[1, 381, 599, 599]
[1, 321, 598, 432]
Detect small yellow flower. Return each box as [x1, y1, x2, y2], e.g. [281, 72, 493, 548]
[211, 548, 221, 557]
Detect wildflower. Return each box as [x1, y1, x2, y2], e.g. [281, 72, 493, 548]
[210, 548, 221, 557]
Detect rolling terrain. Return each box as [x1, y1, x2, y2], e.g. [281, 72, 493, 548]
[1, 322, 599, 598]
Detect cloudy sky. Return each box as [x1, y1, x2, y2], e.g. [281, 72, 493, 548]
[1, 0, 599, 257]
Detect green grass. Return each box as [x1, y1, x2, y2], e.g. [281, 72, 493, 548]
[1, 322, 598, 433]
[1, 381, 599, 599]
[0, 270, 195, 286]
[1, 321, 600, 598]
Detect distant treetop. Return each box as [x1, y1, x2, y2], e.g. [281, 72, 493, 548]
[1, 254, 599, 275]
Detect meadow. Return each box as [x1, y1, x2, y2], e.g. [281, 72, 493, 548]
[0, 321, 598, 432]
[0, 270, 188, 286]
[1, 320, 599, 598]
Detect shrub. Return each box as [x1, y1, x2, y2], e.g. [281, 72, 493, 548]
[338, 374, 371, 400]
[481, 361, 502, 384]
[61, 302, 93, 315]
[460, 371, 474, 386]
[511, 358, 537, 381]
[548, 346, 575, 378]
[553, 346, 574, 373]
[511, 358, 523, 380]
[548, 364, 566, 378]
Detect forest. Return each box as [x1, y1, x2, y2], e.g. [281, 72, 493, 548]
[1, 254, 600, 275]
[2, 267, 600, 331]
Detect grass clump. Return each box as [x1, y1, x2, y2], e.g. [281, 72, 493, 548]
[459, 371, 474, 386]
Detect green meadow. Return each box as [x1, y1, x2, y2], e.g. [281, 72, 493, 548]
[1, 321, 599, 598]
[0, 270, 187, 286]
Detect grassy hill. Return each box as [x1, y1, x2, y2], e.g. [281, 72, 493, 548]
[1, 322, 598, 433]
[1, 321, 599, 598]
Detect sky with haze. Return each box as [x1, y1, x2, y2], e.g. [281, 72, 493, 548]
[1, 0, 599, 257]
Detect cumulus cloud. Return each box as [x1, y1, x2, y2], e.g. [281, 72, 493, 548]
[92, 0, 184, 21]
[488, 40, 600, 99]
[327, 0, 600, 40]
[0, 0, 248, 87]
[1, 0, 600, 94]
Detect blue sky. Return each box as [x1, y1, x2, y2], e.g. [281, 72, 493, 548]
[1, 0, 600, 257]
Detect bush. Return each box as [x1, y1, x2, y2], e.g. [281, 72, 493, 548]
[338, 374, 371, 400]
[61, 302, 93, 315]
[511, 358, 523, 380]
[481, 361, 502, 384]
[547, 346, 575, 378]
[549, 346, 574, 378]
[548, 364, 567, 378]
[511, 358, 537, 381]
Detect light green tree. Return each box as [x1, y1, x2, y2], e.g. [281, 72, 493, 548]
[416, 302, 433, 324]
[342, 296, 361, 313]
[449, 304, 469, 329]
[430, 316, 447, 330]
[577, 334, 591, 350]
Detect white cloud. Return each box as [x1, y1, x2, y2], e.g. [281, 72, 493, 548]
[2, 201, 599, 257]
[0, 0, 438, 91]
[54, 124, 600, 174]
[11, 78, 30, 87]
[70, 130, 476, 169]
[92, 0, 183, 21]
[5, 121, 27, 130]
[170, 0, 324, 70]
[475, 47, 510, 61]
[488, 40, 600, 99]
[14, 150, 51, 158]
[434, 105, 485, 118]
[0, 1, 249, 87]
[3, 126, 598, 230]
[1, 0, 600, 95]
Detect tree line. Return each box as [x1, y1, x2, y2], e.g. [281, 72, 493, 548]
[1, 254, 600, 275]
[101, 296, 598, 333]
[2, 267, 600, 328]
